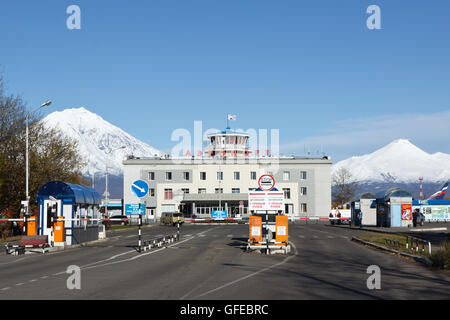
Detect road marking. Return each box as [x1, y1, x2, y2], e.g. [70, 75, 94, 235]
[1, 287, 11, 291]
[0, 258, 25, 265]
[227, 234, 233, 238]
[15, 283, 24, 286]
[299, 235, 305, 238]
[126, 235, 135, 238]
[29, 279, 37, 283]
[191, 241, 298, 299]
[40, 276, 48, 279]
[327, 236, 334, 239]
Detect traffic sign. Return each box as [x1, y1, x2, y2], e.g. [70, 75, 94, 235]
[131, 180, 149, 198]
[258, 175, 275, 191]
[125, 204, 145, 215]
[212, 210, 228, 220]
[249, 191, 284, 211]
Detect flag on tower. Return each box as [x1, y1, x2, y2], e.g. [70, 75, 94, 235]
[227, 114, 236, 121]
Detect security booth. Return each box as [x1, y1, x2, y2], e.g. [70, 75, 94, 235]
[351, 193, 377, 227]
[375, 188, 413, 228]
[37, 181, 102, 246]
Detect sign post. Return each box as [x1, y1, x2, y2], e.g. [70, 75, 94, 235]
[130, 180, 148, 253]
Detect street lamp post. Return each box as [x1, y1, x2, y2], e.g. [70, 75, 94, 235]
[104, 146, 126, 218]
[25, 101, 51, 214]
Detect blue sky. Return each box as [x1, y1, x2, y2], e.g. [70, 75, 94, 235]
[1, 0, 450, 161]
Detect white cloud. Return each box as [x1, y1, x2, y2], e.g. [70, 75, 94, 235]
[281, 110, 450, 161]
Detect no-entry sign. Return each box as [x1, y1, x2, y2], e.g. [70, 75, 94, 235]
[258, 175, 275, 191]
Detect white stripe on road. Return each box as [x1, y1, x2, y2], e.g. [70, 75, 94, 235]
[190, 241, 298, 299]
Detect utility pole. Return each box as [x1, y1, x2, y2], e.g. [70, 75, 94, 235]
[25, 101, 51, 215]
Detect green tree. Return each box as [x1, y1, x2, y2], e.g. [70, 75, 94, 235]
[0, 73, 87, 217]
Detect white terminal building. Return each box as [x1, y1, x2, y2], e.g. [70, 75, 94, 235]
[123, 128, 332, 220]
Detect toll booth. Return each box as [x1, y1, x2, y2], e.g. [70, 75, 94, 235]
[37, 181, 102, 246]
[351, 193, 377, 227]
[375, 188, 413, 228]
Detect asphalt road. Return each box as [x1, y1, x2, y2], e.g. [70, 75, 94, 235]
[0, 223, 449, 300]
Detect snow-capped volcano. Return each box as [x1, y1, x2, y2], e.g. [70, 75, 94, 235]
[333, 139, 450, 183]
[42, 107, 164, 176]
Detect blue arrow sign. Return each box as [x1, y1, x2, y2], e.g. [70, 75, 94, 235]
[131, 180, 149, 198]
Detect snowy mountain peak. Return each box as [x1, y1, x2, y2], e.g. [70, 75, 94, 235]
[333, 140, 450, 183]
[42, 107, 164, 176]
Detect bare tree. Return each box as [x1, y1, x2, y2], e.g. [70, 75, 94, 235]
[332, 167, 359, 206]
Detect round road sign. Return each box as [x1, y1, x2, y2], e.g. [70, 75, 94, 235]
[131, 180, 149, 198]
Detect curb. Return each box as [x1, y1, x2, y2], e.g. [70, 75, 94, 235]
[351, 237, 433, 266]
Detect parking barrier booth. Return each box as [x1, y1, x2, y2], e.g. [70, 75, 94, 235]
[375, 188, 413, 228]
[37, 181, 102, 246]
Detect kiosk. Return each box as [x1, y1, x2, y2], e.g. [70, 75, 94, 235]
[37, 181, 102, 246]
[375, 188, 413, 228]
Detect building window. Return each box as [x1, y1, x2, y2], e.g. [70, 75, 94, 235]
[215, 188, 223, 194]
[234, 172, 240, 180]
[184, 172, 190, 181]
[232, 188, 240, 194]
[217, 172, 223, 180]
[181, 188, 189, 194]
[300, 187, 307, 196]
[166, 172, 172, 181]
[250, 172, 257, 180]
[150, 188, 155, 197]
[200, 172, 207, 180]
[164, 189, 173, 200]
[300, 171, 307, 180]
[148, 172, 155, 180]
[301, 203, 307, 213]
[198, 188, 206, 194]
[283, 171, 290, 181]
[283, 188, 291, 200]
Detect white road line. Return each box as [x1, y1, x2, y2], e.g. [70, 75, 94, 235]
[40, 276, 48, 279]
[313, 236, 319, 239]
[15, 283, 24, 286]
[0, 258, 25, 265]
[327, 236, 334, 239]
[191, 242, 298, 299]
[299, 235, 305, 238]
[227, 234, 233, 238]
[29, 279, 37, 282]
[1, 287, 11, 291]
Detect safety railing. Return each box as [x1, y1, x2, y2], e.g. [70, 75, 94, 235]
[405, 235, 432, 256]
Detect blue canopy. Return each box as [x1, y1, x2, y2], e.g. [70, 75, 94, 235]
[37, 181, 101, 205]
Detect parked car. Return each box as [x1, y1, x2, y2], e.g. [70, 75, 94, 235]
[413, 210, 425, 227]
[160, 212, 185, 226]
